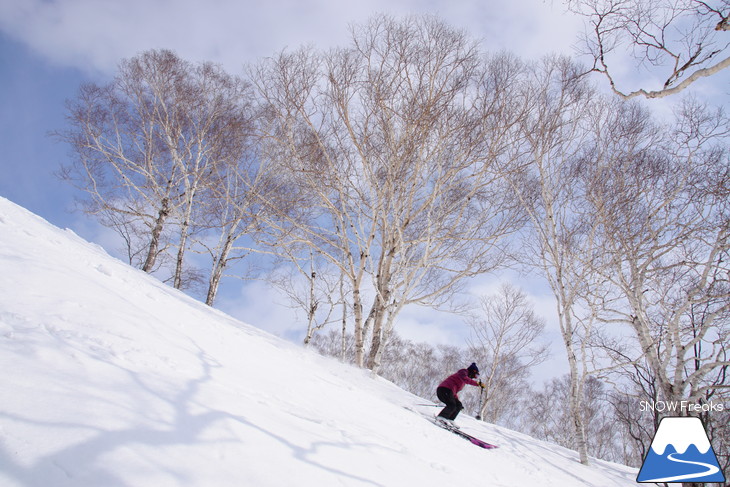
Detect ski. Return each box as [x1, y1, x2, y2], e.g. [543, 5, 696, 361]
[405, 406, 498, 450]
[430, 417, 499, 450]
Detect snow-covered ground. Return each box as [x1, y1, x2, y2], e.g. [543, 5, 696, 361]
[0, 197, 647, 486]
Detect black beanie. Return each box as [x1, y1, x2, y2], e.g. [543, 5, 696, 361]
[467, 362, 479, 375]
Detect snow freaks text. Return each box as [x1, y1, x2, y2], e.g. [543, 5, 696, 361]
[639, 400, 725, 414]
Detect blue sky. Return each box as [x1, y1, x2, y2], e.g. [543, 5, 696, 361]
[1, 33, 82, 225]
[1, 0, 726, 379]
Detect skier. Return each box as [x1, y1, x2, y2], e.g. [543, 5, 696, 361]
[436, 362, 484, 424]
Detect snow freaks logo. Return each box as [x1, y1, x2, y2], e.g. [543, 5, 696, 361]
[637, 417, 726, 484]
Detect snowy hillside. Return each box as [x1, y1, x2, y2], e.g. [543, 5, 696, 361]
[0, 197, 645, 487]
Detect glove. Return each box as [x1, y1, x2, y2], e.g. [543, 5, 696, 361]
[478, 381, 485, 389]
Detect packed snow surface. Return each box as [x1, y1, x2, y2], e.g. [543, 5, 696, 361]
[0, 197, 644, 486]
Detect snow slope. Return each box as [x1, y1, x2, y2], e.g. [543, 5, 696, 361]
[0, 197, 645, 487]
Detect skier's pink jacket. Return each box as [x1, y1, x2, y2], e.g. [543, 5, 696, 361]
[438, 369, 479, 398]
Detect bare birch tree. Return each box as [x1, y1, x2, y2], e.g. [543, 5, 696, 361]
[579, 97, 730, 411]
[253, 15, 526, 369]
[58, 73, 180, 273]
[507, 56, 601, 464]
[59, 50, 256, 290]
[195, 148, 285, 306]
[559, 93, 730, 480]
[266, 247, 346, 345]
[568, 0, 730, 99]
[466, 283, 549, 423]
[522, 375, 621, 463]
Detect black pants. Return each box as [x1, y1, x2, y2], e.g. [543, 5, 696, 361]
[436, 387, 463, 420]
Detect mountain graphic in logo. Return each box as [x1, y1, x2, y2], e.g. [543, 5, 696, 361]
[637, 416, 725, 483]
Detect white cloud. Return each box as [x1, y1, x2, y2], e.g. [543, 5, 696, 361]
[0, 0, 584, 75]
[395, 305, 470, 346]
